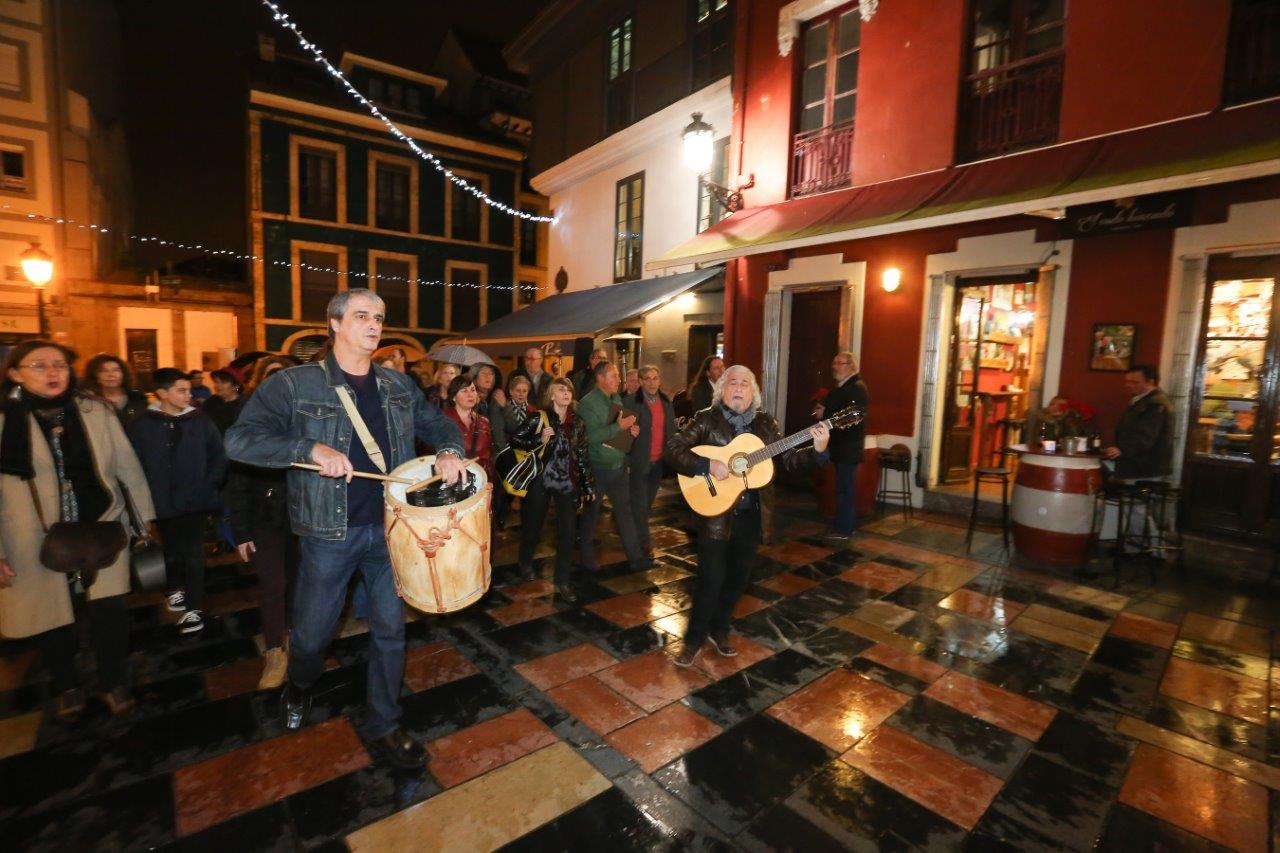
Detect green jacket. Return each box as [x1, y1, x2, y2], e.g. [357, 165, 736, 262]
[579, 387, 627, 470]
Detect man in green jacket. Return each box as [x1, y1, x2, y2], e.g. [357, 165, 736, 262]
[578, 361, 651, 571]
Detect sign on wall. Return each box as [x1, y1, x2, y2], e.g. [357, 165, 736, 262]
[1064, 191, 1194, 238]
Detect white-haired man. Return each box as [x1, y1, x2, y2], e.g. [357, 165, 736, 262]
[667, 365, 829, 666]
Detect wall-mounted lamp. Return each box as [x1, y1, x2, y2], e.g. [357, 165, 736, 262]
[676, 292, 697, 309]
[680, 112, 753, 215]
[881, 267, 901, 293]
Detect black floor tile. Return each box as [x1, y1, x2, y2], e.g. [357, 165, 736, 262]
[287, 765, 438, 844]
[844, 658, 931, 697]
[162, 802, 295, 852]
[502, 785, 689, 852]
[161, 637, 261, 675]
[399, 672, 517, 740]
[610, 769, 735, 852]
[740, 649, 831, 694]
[684, 672, 785, 729]
[881, 585, 948, 610]
[739, 802, 874, 852]
[1060, 663, 1159, 724]
[1090, 635, 1171, 683]
[790, 626, 874, 665]
[886, 694, 1033, 780]
[593, 623, 677, 660]
[2, 768, 175, 851]
[965, 634, 1087, 700]
[554, 606, 622, 641]
[1031, 592, 1114, 622]
[782, 758, 968, 851]
[118, 693, 262, 776]
[1145, 695, 1268, 761]
[1170, 638, 1270, 681]
[1032, 710, 1136, 788]
[486, 615, 583, 663]
[735, 604, 824, 648]
[975, 752, 1117, 851]
[654, 714, 833, 836]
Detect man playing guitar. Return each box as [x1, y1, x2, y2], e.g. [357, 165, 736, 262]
[667, 364, 829, 667]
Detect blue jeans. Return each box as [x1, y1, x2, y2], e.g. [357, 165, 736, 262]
[834, 461, 860, 534]
[288, 523, 404, 739]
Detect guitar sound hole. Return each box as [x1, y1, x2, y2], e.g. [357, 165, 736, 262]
[729, 455, 750, 476]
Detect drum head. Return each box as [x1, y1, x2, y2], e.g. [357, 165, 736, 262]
[406, 471, 479, 507]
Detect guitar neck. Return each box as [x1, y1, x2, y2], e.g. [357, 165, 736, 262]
[744, 420, 827, 467]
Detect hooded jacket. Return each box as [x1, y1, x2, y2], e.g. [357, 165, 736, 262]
[127, 403, 227, 518]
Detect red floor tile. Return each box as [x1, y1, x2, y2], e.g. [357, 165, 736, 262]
[758, 541, 834, 567]
[767, 670, 910, 752]
[501, 579, 555, 601]
[731, 594, 772, 619]
[681, 636, 775, 680]
[924, 671, 1056, 741]
[593, 649, 710, 712]
[1108, 612, 1178, 648]
[755, 572, 820, 596]
[1159, 656, 1268, 726]
[403, 643, 479, 693]
[858, 644, 947, 684]
[1119, 743, 1268, 853]
[514, 643, 618, 691]
[842, 725, 1003, 831]
[424, 708, 557, 788]
[546, 676, 646, 735]
[173, 718, 371, 837]
[203, 656, 265, 702]
[487, 599, 559, 627]
[605, 703, 722, 772]
[937, 589, 1026, 624]
[839, 561, 919, 593]
[585, 591, 681, 629]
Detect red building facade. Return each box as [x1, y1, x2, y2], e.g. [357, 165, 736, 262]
[652, 0, 1280, 538]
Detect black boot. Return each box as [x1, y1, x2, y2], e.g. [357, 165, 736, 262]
[281, 681, 311, 731]
[375, 726, 427, 769]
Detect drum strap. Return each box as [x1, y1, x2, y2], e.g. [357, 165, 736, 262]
[334, 386, 387, 474]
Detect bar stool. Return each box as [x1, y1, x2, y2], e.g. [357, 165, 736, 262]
[988, 417, 1026, 468]
[1135, 480, 1185, 576]
[1090, 480, 1154, 587]
[965, 467, 1011, 552]
[876, 444, 913, 519]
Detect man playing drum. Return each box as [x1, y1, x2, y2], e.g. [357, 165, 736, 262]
[226, 289, 466, 769]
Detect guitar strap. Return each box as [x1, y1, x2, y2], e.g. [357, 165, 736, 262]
[334, 385, 387, 474]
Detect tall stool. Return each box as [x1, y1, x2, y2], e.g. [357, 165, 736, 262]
[988, 417, 1026, 469]
[1135, 480, 1185, 576]
[875, 444, 913, 518]
[1090, 480, 1154, 587]
[965, 466, 1011, 552]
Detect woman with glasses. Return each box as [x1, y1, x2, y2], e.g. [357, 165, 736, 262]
[0, 341, 155, 718]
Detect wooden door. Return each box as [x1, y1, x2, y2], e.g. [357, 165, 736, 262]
[125, 328, 158, 391]
[1182, 254, 1280, 538]
[939, 290, 986, 483]
[686, 324, 722, 386]
[784, 289, 842, 433]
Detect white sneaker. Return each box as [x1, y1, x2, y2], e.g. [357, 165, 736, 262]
[166, 591, 186, 612]
[178, 610, 205, 635]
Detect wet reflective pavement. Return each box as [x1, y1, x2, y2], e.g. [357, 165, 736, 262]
[0, 488, 1277, 851]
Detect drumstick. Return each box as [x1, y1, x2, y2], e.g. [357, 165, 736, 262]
[405, 457, 480, 495]
[291, 462, 416, 485]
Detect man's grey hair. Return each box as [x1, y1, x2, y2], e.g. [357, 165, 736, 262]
[327, 288, 385, 333]
[711, 364, 763, 412]
[638, 364, 660, 379]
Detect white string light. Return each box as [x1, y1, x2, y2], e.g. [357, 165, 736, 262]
[7, 205, 543, 294]
[260, 0, 556, 225]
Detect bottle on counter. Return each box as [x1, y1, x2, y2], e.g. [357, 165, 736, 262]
[1039, 420, 1056, 453]
[1089, 428, 1102, 452]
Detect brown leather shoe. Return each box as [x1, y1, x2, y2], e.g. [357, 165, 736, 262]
[376, 727, 427, 769]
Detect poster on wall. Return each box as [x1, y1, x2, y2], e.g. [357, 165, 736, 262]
[1091, 323, 1136, 372]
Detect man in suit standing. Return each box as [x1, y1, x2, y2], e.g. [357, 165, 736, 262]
[628, 365, 676, 556]
[510, 345, 553, 404]
[817, 352, 869, 541]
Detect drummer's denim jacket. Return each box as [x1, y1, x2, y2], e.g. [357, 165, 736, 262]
[225, 352, 465, 539]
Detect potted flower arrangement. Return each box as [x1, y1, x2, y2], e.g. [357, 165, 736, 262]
[1037, 397, 1097, 441]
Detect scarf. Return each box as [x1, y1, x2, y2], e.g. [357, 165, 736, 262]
[721, 403, 755, 435]
[0, 386, 81, 480]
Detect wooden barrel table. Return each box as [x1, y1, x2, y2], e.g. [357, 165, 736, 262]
[1010, 444, 1103, 565]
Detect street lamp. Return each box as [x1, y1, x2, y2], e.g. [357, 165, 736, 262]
[20, 242, 52, 335]
[680, 112, 753, 215]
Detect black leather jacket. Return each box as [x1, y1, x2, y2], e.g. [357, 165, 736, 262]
[667, 404, 824, 541]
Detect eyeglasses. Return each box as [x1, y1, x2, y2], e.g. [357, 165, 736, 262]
[19, 361, 70, 372]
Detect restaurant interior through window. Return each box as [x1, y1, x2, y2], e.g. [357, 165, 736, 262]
[939, 273, 1043, 485]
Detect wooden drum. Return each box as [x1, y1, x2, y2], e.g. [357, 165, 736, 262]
[384, 456, 492, 614]
[1010, 447, 1103, 566]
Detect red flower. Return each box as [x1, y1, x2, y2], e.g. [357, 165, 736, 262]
[1066, 399, 1096, 420]
[809, 387, 830, 404]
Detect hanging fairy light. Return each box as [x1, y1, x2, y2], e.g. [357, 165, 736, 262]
[259, 0, 555, 225]
[8, 205, 544, 294]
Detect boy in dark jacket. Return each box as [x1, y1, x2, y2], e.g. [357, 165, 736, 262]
[128, 367, 227, 634]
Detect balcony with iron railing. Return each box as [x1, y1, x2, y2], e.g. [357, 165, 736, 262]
[791, 119, 855, 199]
[959, 51, 1064, 162]
[1224, 0, 1280, 105]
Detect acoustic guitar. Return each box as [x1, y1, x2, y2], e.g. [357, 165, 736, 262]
[677, 405, 865, 517]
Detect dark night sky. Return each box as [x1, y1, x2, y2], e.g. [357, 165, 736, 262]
[116, 0, 551, 274]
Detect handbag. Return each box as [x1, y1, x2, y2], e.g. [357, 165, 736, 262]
[497, 411, 549, 498]
[28, 480, 127, 590]
[120, 480, 165, 591]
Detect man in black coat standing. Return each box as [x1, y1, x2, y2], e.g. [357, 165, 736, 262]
[628, 365, 676, 556]
[817, 352, 869, 540]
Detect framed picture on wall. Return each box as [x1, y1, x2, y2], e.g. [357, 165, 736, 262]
[1090, 323, 1136, 371]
